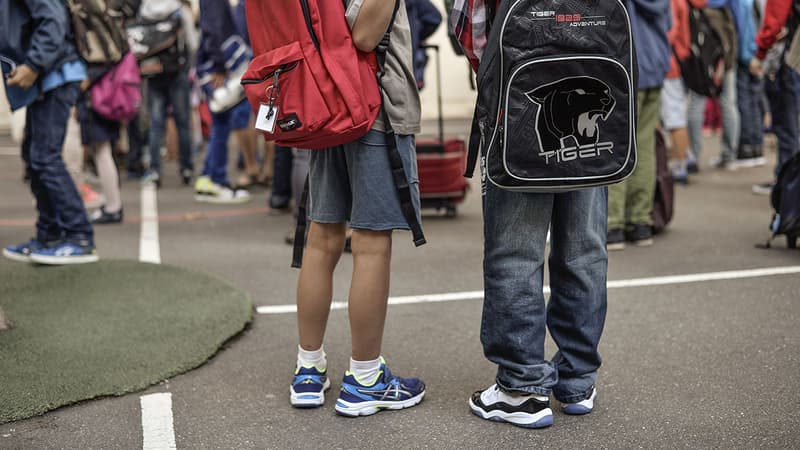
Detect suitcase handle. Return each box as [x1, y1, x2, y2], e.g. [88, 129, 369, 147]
[422, 44, 444, 148]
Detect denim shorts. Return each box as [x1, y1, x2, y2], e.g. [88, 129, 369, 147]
[230, 99, 252, 130]
[660, 77, 687, 130]
[308, 130, 421, 231]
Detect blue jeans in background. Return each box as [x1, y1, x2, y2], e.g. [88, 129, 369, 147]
[22, 82, 93, 245]
[481, 181, 608, 403]
[202, 100, 251, 186]
[270, 144, 293, 209]
[688, 69, 740, 163]
[765, 64, 800, 175]
[147, 71, 194, 176]
[736, 65, 764, 149]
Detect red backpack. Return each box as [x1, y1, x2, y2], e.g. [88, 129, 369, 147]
[241, 0, 382, 149]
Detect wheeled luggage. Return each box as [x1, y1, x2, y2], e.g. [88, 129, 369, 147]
[416, 44, 469, 217]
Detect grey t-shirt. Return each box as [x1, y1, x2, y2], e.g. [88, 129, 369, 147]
[345, 0, 421, 135]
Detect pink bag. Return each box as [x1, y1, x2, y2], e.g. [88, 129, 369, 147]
[91, 52, 142, 122]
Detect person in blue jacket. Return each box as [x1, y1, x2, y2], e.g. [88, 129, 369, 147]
[193, 0, 257, 204]
[732, 0, 766, 167]
[1, 0, 99, 265]
[406, 0, 442, 90]
[608, 0, 672, 250]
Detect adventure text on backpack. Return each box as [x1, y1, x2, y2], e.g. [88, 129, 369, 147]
[239, 0, 381, 149]
[465, 0, 637, 192]
[67, 0, 130, 65]
[679, 6, 726, 98]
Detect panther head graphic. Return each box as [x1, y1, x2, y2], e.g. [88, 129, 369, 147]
[525, 77, 616, 150]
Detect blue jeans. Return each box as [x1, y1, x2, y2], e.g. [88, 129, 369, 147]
[147, 71, 193, 175]
[765, 64, 800, 175]
[736, 65, 764, 148]
[202, 100, 251, 185]
[22, 82, 93, 245]
[481, 182, 608, 402]
[688, 69, 740, 161]
[270, 144, 293, 209]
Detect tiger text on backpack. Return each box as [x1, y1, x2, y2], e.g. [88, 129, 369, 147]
[67, 0, 130, 65]
[239, 0, 381, 149]
[465, 0, 637, 192]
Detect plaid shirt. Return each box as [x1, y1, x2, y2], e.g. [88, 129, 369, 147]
[449, 0, 493, 71]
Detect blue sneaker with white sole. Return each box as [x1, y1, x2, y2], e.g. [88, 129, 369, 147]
[562, 387, 597, 415]
[335, 358, 425, 417]
[290, 366, 331, 408]
[3, 239, 48, 263]
[29, 241, 99, 265]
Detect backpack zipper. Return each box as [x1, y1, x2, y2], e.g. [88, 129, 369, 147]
[299, 0, 321, 53]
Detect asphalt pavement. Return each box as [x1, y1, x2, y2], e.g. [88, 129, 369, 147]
[0, 125, 799, 449]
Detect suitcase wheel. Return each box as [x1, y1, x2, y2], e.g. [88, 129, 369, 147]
[445, 206, 457, 218]
[788, 235, 797, 249]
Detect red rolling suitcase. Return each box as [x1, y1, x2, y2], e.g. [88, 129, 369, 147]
[416, 44, 469, 217]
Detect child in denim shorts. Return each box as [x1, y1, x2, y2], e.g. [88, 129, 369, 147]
[289, 0, 427, 417]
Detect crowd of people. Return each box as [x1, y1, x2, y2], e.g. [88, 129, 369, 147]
[1, 0, 797, 432]
[609, 0, 800, 250]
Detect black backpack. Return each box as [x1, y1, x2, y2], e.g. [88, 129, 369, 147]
[466, 0, 637, 191]
[66, 0, 130, 65]
[679, 6, 726, 98]
[126, 12, 187, 77]
[767, 153, 800, 249]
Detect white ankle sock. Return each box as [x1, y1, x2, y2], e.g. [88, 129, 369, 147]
[297, 345, 326, 371]
[349, 357, 382, 386]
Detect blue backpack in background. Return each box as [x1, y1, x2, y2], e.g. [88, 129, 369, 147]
[767, 153, 800, 249]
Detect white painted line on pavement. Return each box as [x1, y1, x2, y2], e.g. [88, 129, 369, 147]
[255, 265, 800, 315]
[140, 393, 176, 450]
[139, 183, 161, 264]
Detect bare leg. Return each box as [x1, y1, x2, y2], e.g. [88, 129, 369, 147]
[93, 141, 122, 212]
[261, 140, 275, 183]
[348, 229, 392, 361]
[235, 126, 259, 179]
[670, 127, 689, 161]
[297, 221, 347, 351]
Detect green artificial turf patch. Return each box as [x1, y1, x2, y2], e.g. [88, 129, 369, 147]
[0, 259, 252, 424]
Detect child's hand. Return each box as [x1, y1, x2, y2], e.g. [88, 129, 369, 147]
[6, 64, 39, 89]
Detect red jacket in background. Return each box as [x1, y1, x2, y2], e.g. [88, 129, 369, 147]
[668, 0, 708, 79]
[755, 0, 793, 59]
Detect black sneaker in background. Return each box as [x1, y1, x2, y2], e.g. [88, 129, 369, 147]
[181, 168, 194, 186]
[607, 228, 626, 251]
[469, 384, 553, 429]
[625, 224, 653, 247]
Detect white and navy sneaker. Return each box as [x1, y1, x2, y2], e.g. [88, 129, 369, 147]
[562, 386, 596, 415]
[334, 358, 425, 417]
[29, 241, 99, 265]
[3, 238, 48, 263]
[290, 365, 331, 408]
[469, 384, 553, 429]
